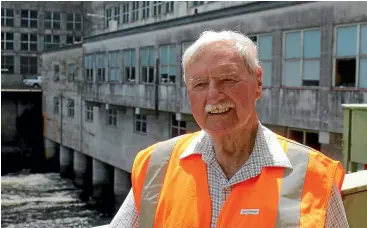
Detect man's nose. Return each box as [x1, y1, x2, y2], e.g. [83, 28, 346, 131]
[207, 81, 225, 104]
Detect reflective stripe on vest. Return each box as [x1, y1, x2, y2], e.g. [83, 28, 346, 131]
[139, 135, 183, 228]
[139, 135, 327, 227]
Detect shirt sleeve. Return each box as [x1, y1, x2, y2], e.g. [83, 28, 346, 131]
[110, 188, 139, 228]
[325, 183, 350, 228]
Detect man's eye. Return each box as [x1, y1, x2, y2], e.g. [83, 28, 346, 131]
[194, 83, 207, 88]
[223, 79, 236, 84]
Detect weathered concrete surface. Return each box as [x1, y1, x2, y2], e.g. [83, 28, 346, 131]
[60, 145, 73, 178]
[113, 168, 131, 212]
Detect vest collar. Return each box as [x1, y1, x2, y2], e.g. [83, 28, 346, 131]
[179, 123, 293, 170]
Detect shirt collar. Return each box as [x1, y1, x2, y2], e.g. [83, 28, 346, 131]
[179, 123, 292, 169]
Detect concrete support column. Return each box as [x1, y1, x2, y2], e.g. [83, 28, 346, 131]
[44, 137, 56, 160]
[92, 158, 112, 200]
[114, 168, 131, 212]
[60, 145, 73, 178]
[73, 151, 92, 188]
[92, 158, 114, 215]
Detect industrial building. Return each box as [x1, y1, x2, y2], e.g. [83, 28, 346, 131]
[1, 1, 84, 88]
[10, 1, 367, 213]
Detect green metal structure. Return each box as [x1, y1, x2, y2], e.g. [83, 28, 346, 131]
[342, 104, 367, 172]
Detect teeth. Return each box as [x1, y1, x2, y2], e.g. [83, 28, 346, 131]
[206, 102, 234, 114]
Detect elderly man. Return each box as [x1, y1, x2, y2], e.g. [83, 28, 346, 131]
[110, 30, 349, 227]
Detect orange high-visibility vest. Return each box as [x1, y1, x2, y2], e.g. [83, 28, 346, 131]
[132, 132, 345, 228]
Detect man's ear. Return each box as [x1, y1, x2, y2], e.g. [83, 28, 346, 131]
[255, 66, 263, 99]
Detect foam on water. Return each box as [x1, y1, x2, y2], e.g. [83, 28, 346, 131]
[1, 171, 111, 228]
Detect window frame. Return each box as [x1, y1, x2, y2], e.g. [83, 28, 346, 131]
[142, 1, 150, 19]
[1, 8, 14, 27]
[20, 56, 38, 75]
[249, 33, 273, 88]
[108, 50, 121, 83]
[153, 1, 163, 17]
[44, 35, 60, 50]
[132, 2, 139, 22]
[1, 55, 14, 74]
[113, 6, 120, 24]
[140, 46, 155, 84]
[95, 53, 107, 82]
[333, 22, 367, 89]
[20, 33, 37, 51]
[84, 55, 94, 82]
[134, 114, 147, 134]
[66, 13, 82, 31]
[159, 44, 177, 84]
[53, 97, 60, 114]
[181, 41, 193, 85]
[123, 49, 136, 82]
[122, 3, 129, 23]
[282, 28, 321, 87]
[21, 10, 37, 28]
[1, 32, 14, 50]
[68, 63, 75, 81]
[67, 98, 75, 118]
[106, 108, 117, 127]
[165, 1, 174, 14]
[85, 103, 94, 122]
[44, 11, 60, 29]
[170, 114, 187, 138]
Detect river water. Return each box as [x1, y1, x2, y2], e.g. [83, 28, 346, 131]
[1, 170, 111, 228]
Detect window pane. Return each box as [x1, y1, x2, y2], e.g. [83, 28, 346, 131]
[283, 60, 301, 86]
[124, 51, 131, 66]
[359, 58, 367, 88]
[30, 11, 37, 18]
[262, 62, 272, 87]
[161, 46, 168, 65]
[285, 32, 301, 58]
[360, 24, 367, 55]
[337, 26, 357, 57]
[169, 46, 176, 65]
[303, 30, 320, 58]
[303, 59, 320, 81]
[258, 35, 272, 60]
[131, 50, 136, 66]
[149, 48, 155, 66]
[141, 49, 147, 65]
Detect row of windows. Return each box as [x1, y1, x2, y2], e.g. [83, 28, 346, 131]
[1, 55, 37, 75]
[53, 99, 187, 137]
[105, 1, 174, 26]
[1, 32, 81, 52]
[82, 22, 367, 88]
[1, 8, 82, 30]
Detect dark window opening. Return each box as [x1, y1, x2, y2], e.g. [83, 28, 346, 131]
[289, 129, 303, 144]
[305, 132, 320, 151]
[335, 59, 356, 87]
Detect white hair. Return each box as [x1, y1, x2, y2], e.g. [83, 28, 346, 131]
[182, 30, 259, 84]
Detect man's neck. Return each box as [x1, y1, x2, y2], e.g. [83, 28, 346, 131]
[211, 116, 259, 179]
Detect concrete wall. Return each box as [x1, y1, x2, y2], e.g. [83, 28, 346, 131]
[42, 45, 83, 152]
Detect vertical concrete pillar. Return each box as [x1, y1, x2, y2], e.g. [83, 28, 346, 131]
[92, 158, 114, 215]
[60, 145, 73, 178]
[74, 151, 91, 187]
[73, 150, 93, 201]
[114, 168, 131, 212]
[44, 137, 56, 160]
[92, 158, 111, 199]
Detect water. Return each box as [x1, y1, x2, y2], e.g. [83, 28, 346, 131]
[1, 170, 111, 228]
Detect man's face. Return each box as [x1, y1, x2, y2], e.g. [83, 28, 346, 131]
[185, 40, 262, 136]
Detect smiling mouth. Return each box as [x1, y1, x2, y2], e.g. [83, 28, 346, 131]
[208, 107, 233, 115]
